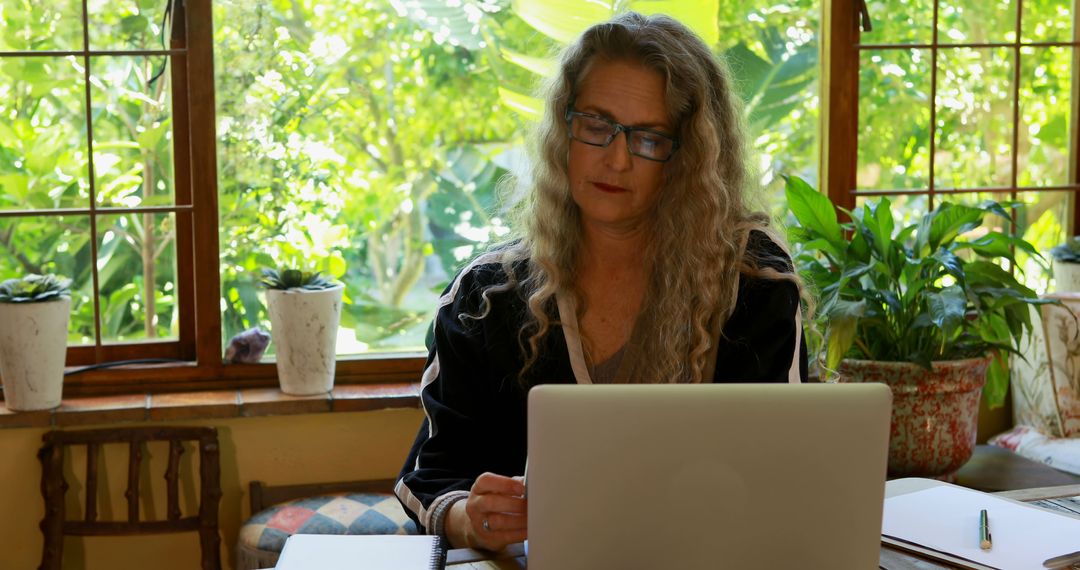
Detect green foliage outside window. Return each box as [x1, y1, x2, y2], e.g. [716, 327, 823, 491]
[213, 0, 820, 355]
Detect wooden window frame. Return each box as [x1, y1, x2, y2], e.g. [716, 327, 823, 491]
[0, 0, 424, 399]
[824, 0, 1080, 228]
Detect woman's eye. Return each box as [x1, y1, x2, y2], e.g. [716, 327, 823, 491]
[638, 136, 660, 151]
[583, 121, 610, 135]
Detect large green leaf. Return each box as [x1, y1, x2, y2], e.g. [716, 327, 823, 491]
[500, 47, 557, 77]
[927, 285, 966, 342]
[511, 0, 614, 44]
[512, 0, 719, 46]
[631, 0, 719, 46]
[498, 86, 542, 118]
[923, 203, 983, 254]
[784, 175, 843, 250]
[825, 313, 859, 372]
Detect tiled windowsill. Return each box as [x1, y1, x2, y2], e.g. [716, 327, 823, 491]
[0, 382, 421, 429]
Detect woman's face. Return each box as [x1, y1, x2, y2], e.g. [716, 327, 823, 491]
[567, 59, 671, 232]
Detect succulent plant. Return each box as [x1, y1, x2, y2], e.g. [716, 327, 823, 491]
[0, 274, 72, 303]
[260, 267, 337, 291]
[1050, 237, 1080, 264]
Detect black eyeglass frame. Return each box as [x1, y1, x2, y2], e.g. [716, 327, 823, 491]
[564, 109, 680, 163]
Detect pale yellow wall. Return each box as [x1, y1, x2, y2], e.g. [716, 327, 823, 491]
[0, 408, 424, 570]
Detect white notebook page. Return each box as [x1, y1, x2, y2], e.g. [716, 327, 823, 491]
[275, 534, 441, 570]
[883, 485, 1080, 570]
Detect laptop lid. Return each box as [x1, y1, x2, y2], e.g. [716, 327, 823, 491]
[526, 383, 891, 570]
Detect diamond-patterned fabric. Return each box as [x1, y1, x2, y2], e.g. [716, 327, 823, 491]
[238, 492, 418, 555]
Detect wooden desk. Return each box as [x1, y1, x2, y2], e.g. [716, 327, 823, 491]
[956, 444, 1080, 492]
[447, 483, 1080, 569]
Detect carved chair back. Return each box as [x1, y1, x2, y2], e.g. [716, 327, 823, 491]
[38, 426, 222, 570]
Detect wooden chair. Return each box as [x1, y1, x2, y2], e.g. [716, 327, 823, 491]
[38, 426, 222, 570]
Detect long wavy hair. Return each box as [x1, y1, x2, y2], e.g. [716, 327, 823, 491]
[473, 11, 803, 384]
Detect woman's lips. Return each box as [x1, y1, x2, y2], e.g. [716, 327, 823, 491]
[592, 182, 629, 193]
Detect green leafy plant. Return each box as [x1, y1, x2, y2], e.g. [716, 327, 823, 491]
[260, 268, 337, 291]
[1049, 237, 1080, 264]
[785, 176, 1051, 407]
[0, 274, 72, 303]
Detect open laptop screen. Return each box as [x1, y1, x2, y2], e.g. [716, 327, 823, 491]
[526, 383, 891, 570]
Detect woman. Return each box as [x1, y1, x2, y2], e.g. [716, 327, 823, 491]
[395, 11, 807, 551]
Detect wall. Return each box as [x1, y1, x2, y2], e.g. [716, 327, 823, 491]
[0, 408, 424, 570]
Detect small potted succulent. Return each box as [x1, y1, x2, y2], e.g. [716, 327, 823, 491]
[261, 267, 343, 395]
[1049, 237, 1080, 292]
[0, 274, 72, 411]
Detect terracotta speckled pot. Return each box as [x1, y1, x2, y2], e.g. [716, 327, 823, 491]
[836, 357, 990, 478]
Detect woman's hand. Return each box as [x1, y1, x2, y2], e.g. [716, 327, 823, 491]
[446, 472, 527, 551]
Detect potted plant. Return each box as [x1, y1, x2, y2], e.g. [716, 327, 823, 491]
[0, 274, 72, 411]
[1049, 237, 1080, 292]
[261, 267, 344, 396]
[785, 176, 1049, 478]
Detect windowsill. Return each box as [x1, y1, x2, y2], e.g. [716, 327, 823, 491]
[0, 382, 421, 429]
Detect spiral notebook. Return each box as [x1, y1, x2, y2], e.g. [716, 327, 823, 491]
[275, 534, 445, 570]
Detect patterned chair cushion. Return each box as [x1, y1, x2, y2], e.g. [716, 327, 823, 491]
[990, 425, 1080, 476]
[1010, 295, 1080, 438]
[236, 492, 418, 570]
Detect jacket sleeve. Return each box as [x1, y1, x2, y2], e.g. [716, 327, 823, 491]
[394, 264, 505, 535]
[716, 275, 808, 383]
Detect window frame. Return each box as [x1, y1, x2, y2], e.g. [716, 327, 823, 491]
[0, 0, 425, 400]
[824, 0, 1080, 228]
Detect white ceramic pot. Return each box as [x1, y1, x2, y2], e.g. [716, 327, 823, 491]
[266, 285, 343, 395]
[1053, 259, 1080, 293]
[0, 297, 71, 411]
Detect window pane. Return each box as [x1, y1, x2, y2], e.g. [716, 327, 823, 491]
[1022, 0, 1074, 43]
[0, 56, 88, 210]
[90, 55, 174, 207]
[96, 212, 177, 342]
[935, 47, 1014, 189]
[0, 214, 93, 343]
[216, 1, 820, 356]
[1019, 46, 1072, 188]
[88, 0, 170, 52]
[214, 0, 518, 355]
[938, 0, 1017, 44]
[862, 0, 935, 44]
[1013, 191, 1068, 292]
[0, 0, 83, 51]
[858, 49, 931, 190]
[718, 0, 820, 208]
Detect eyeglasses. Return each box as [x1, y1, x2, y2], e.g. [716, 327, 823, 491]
[565, 110, 680, 163]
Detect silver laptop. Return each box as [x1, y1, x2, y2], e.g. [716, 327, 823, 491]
[526, 383, 892, 570]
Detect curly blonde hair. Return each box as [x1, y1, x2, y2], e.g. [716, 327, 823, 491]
[477, 11, 802, 383]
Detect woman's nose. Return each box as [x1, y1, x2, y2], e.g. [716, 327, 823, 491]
[603, 131, 633, 171]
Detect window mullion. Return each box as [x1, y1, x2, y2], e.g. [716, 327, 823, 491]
[824, 0, 861, 213]
[79, 0, 104, 361]
[185, 0, 223, 370]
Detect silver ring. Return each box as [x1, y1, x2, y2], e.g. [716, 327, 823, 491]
[482, 517, 491, 532]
